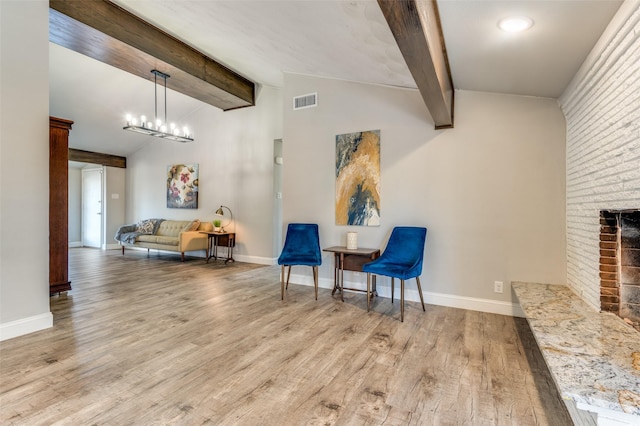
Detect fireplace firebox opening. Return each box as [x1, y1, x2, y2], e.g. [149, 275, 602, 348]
[599, 209, 640, 332]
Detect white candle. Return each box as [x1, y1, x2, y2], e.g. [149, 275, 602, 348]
[346, 232, 358, 250]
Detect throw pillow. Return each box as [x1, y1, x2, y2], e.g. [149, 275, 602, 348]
[182, 219, 201, 232]
[135, 219, 155, 234]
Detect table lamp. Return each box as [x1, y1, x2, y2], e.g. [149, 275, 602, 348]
[215, 205, 233, 233]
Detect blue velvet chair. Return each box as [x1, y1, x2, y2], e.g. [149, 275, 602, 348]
[277, 223, 322, 300]
[363, 226, 427, 322]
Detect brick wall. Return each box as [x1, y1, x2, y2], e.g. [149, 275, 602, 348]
[560, 3, 640, 310]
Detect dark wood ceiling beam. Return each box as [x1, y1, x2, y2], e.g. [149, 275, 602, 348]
[378, 0, 454, 128]
[49, 0, 255, 111]
[69, 148, 126, 168]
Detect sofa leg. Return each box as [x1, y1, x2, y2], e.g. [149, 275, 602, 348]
[181, 252, 185, 262]
[122, 246, 124, 256]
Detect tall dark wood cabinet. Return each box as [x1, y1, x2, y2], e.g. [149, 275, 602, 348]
[49, 117, 73, 295]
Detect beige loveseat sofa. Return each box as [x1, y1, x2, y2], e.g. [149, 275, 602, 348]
[115, 219, 212, 261]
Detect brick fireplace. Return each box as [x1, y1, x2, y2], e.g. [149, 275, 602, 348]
[599, 210, 640, 331]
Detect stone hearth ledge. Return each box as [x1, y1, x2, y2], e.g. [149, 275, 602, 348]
[512, 282, 640, 424]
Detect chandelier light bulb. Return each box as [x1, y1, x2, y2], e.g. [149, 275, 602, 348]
[498, 16, 534, 33]
[141, 115, 146, 125]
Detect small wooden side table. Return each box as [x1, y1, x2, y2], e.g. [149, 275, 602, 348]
[323, 246, 380, 302]
[200, 231, 236, 264]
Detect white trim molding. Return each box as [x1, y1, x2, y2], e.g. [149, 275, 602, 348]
[234, 254, 277, 265]
[289, 273, 524, 317]
[0, 312, 53, 342]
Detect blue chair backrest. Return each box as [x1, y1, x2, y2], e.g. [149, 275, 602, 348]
[278, 223, 321, 264]
[383, 226, 427, 272]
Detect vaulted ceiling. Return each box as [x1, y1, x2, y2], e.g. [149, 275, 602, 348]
[50, 0, 623, 157]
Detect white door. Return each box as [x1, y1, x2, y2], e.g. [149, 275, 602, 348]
[82, 168, 103, 248]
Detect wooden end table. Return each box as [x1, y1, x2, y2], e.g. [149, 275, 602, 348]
[200, 231, 236, 264]
[322, 246, 380, 302]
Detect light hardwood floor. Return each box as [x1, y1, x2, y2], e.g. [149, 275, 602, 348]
[0, 248, 572, 425]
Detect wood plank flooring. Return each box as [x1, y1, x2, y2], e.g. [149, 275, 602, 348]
[0, 248, 572, 425]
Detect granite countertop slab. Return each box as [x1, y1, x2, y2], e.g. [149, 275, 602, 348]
[512, 282, 640, 417]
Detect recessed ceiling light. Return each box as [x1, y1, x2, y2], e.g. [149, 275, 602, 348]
[498, 16, 534, 33]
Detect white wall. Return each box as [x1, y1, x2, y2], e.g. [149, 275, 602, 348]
[560, 1, 640, 309]
[126, 85, 282, 262]
[0, 0, 52, 340]
[282, 74, 567, 315]
[68, 166, 82, 245]
[104, 166, 125, 249]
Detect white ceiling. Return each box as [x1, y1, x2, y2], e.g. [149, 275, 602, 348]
[50, 0, 623, 157]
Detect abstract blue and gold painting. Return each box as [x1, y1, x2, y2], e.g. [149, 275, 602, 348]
[335, 130, 380, 226]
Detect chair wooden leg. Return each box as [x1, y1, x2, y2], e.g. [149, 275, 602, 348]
[286, 266, 292, 290]
[313, 266, 318, 300]
[391, 277, 395, 304]
[366, 273, 371, 311]
[400, 279, 405, 322]
[281, 266, 285, 300]
[416, 276, 426, 312]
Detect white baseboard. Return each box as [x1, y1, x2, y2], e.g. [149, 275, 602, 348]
[422, 290, 524, 317]
[289, 273, 524, 318]
[69, 243, 120, 250]
[234, 254, 277, 265]
[0, 312, 53, 341]
[119, 247, 207, 257]
[116, 248, 274, 264]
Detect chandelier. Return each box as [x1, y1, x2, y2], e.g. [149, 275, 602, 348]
[123, 69, 194, 143]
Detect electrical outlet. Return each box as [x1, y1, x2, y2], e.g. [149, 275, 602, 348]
[494, 281, 504, 293]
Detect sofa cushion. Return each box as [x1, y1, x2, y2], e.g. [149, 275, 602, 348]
[198, 221, 213, 232]
[182, 219, 201, 232]
[136, 235, 158, 243]
[154, 235, 180, 246]
[135, 219, 156, 234]
[135, 234, 179, 246]
[156, 220, 192, 237]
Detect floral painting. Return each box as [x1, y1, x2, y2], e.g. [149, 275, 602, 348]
[167, 164, 198, 209]
[335, 130, 380, 226]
